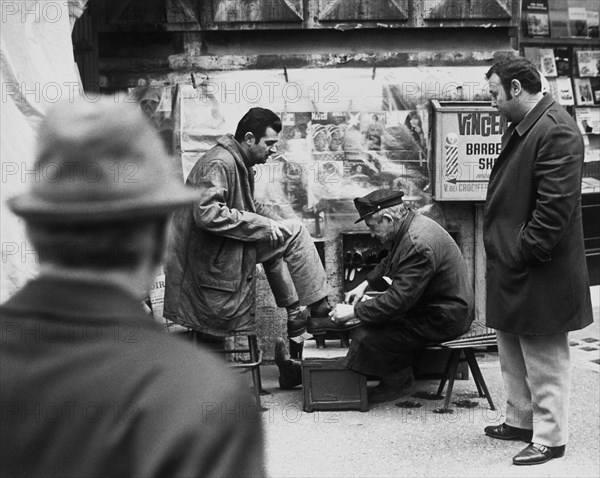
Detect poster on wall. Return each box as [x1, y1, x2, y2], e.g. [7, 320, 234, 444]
[431, 101, 506, 201]
[264, 108, 431, 228]
[176, 66, 492, 235]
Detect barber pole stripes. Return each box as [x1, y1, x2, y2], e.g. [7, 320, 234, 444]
[444, 133, 459, 180]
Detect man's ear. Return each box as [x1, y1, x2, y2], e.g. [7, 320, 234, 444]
[244, 132, 255, 146]
[382, 213, 394, 224]
[510, 79, 522, 96]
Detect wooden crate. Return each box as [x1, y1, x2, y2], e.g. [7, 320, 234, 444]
[301, 340, 368, 412]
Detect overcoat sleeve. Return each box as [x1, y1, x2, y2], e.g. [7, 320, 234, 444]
[254, 200, 285, 221]
[355, 249, 435, 324]
[191, 159, 273, 242]
[519, 123, 584, 264]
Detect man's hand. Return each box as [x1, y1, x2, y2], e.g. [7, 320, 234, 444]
[344, 280, 369, 305]
[268, 219, 291, 246]
[329, 303, 355, 324]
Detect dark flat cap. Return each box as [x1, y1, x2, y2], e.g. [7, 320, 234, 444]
[353, 189, 404, 223]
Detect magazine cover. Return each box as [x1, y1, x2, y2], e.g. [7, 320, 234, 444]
[539, 48, 558, 77]
[549, 6, 569, 38]
[577, 50, 600, 77]
[575, 107, 600, 134]
[555, 47, 571, 76]
[544, 77, 559, 99]
[556, 77, 575, 106]
[522, 0, 550, 37]
[590, 78, 600, 105]
[588, 10, 599, 38]
[568, 7, 588, 37]
[574, 78, 595, 106]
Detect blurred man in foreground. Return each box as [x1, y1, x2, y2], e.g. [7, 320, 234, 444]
[0, 98, 265, 478]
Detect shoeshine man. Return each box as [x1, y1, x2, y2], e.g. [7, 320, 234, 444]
[276, 189, 474, 404]
[164, 108, 357, 360]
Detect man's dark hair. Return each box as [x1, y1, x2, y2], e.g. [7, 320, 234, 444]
[27, 217, 168, 270]
[234, 107, 282, 143]
[486, 56, 542, 97]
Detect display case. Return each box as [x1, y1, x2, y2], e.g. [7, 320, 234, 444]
[519, 0, 600, 187]
[519, 0, 600, 283]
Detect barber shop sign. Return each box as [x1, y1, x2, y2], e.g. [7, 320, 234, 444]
[432, 101, 507, 201]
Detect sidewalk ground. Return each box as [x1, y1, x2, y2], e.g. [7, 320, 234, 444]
[256, 286, 600, 478]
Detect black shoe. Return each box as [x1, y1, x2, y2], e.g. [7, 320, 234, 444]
[309, 297, 332, 318]
[484, 423, 533, 442]
[513, 443, 565, 466]
[286, 307, 309, 337]
[307, 316, 361, 335]
[367, 372, 414, 404]
[274, 338, 302, 390]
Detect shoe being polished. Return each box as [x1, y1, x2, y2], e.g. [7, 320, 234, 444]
[274, 338, 302, 390]
[484, 423, 533, 442]
[309, 297, 333, 318]
[306, 316, 362, 335]
[513, 443, 566, 466]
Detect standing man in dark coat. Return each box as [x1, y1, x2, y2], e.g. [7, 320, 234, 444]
[483, 57, 593, 466]
[164, 107, 355, 365]
[324, 189, 474, 404]
[1, 99, 265, 478]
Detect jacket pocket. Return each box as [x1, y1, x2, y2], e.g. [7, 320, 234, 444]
[195, 273, 241, 320]
[197, 273, 238, 292]
[509, 222, 528, 270]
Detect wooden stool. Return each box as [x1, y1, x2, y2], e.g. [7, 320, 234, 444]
[426, 333, 497, 411]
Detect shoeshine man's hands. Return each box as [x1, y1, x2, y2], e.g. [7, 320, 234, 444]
[268, 219, 291, 246]
[344, 280, 369, 305]
[329, 303, 356, 324]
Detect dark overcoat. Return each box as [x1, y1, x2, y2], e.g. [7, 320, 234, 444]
[355, 211, 474, 338]
[483, 94, 593, 335]
[0, 276, 264, 477]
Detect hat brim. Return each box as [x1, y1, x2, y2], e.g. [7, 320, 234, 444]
[354, 211, 377, 224]
[8, 188, 201, 224]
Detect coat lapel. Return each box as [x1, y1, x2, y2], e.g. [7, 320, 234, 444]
[217, 135, 256, 212]
[489, 94, 556, 182]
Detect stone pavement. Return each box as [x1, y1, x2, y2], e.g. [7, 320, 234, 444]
[254, 286, 600, 478]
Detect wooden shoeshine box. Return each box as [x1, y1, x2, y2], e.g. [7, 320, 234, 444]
[301, 340, 368, 412]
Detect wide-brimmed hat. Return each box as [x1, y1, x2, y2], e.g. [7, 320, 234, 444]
[353, 189, 405, 223]
[8, 97, 200, 223]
